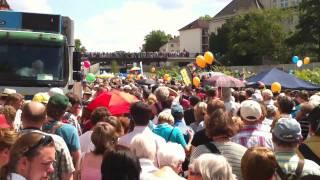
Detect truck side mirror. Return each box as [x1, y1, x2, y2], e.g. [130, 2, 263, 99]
[73, 72, 82, 81]
[73, 51, 81, 71]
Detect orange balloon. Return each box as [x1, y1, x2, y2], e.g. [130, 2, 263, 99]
[271, 82, 281, 93]
[163, 74, 171, 81]
[196, 55, 206, 68]
[304, 57, 310, 65]
[193, 77, 201, 87]
[204, 51, 214, 65]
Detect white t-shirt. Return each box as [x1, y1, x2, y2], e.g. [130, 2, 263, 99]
[79, 130, 94, 154]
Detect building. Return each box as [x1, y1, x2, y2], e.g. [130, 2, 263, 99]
[179, 18, 209, 54]
[159, 36, 180, 53]
[208, 0, 301, 34]
[0, 0, 10, 10]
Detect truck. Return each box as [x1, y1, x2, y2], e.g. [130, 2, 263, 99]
[0, 10, 81, 98]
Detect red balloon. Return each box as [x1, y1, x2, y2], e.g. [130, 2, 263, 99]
[83, 60, 91, 68]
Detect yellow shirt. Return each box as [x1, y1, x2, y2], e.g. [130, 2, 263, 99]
[296, 135, 320, 160]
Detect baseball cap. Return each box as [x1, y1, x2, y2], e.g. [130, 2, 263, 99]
[32, 92, 50, 104]
[0, 88, 16, 97]
[240, 100, 262, 121]
[48, 94, 70, 110]
[48, 87, 64, 97]
[171, 104, 184, 115]
[272, 118, 302, 142]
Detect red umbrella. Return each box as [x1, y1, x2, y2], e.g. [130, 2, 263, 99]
[203, 75, 244, 87]
[87, 90, 139, 116]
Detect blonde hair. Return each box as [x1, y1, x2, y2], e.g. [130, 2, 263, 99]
[194, 102, 207, 122]
[91, 122, 117, 155]
[158, 111, 174, 125]
[190, 153, 236, 180]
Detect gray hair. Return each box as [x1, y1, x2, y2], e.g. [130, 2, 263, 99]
[189, 154, 236, 180]
[130, 134, 156, 161]
[157, 142, 185, 168]
[154, 86, 170, 103]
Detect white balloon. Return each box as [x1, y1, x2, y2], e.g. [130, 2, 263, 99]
[297, 60, 303, 67]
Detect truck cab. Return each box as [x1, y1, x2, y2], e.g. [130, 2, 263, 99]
[0, 11, 81, 97]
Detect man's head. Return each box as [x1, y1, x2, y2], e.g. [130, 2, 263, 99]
[296, 90, 309, 104]
[240, 100, 262, 124]
[90, 107, 111, 126]
[46, 94, 69, 120]
[307, 105, 320, 136]
[171, 104, 184, 121]
[272, 118, 302, 148]
[65, 92, 82, 116]
[262, 89, 273, 101]
[277, 96, 294, 115]
[130, 101, 152, 126]
[21, 102, 47, 128]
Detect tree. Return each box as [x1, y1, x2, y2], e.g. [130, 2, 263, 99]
[210, 9, 291, 65]
[289, 0, 320, 61]
[143, 30, 172, 52]
[111, 60, 119, 74]
[199, 15, 211, 21]
[75, 39, 87, 53]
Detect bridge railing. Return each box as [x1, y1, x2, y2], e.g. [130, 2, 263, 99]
[84, 52, 199, 59]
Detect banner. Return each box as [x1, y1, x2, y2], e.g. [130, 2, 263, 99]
[180, 68, 192, 86]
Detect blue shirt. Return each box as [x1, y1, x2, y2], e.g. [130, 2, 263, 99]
[153, 123, 187, 148]
[43, 121, 80, 152]
[174, 119, 192, 142]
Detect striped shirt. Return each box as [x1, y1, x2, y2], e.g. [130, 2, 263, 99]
[190, 141, 247, 180]
[231, 124, 274, 150]
[275, 151, 320, 177]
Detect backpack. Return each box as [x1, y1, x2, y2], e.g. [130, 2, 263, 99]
[298, 143, 320, 165]
[276, 159, 305, 180]
[204, 142, 221, 154]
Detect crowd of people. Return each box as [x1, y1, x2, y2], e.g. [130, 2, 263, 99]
[85, 51, 191, 59]
[0, 76, 320, 180]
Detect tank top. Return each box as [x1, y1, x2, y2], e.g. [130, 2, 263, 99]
[80, 153, 102, 180]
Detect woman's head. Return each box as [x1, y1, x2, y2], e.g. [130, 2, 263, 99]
[0, 128, 19, 167]
[2, 132, 55, 180]
[158, 111, 174, 125]
[157, 142, 185, 172]
[91, 122, 117, 155]
[205, 109, 242, 138]
[101, 145, 141, 180]
[189, 153, 236, 180]
[241, 147, 277, 180]
[2, 105, 16, 125]
[194, 102, 207, 122]
[130, 134, 156, 161]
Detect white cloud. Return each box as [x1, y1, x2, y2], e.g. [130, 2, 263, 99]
[7, 0, 52, 14]
[77, 0, 231, 52]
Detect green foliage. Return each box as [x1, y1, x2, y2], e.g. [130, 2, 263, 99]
[111, 60, 119, 74]
[156, 66, 181, 79]
[143, 30, 172, 52]
[288, 0, 320, 61]
[199, 15, 212, 21]
[210, 9, 293, 65]
[75, 39, 87, 53]
[294, 68, 320, 85]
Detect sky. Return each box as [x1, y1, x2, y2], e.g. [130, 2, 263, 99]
[7, 0, 232, 52]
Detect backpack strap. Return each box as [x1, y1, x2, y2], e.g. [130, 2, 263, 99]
[167, 127, 175, 142]
[276, 162, 288, 180]
[299, 143, 320, 165]
[49, 121, 64, 134]
[204, 142, 221, 154]
[295, 159, 305, 178]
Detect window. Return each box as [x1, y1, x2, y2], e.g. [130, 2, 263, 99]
[280, 0, 289, 8]
[170, 44, 174, 48]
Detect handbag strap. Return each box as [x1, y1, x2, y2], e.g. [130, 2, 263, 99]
[299, 143, 320, 165]
[204, 142, 221, 154]
[167, 127, 175, 142]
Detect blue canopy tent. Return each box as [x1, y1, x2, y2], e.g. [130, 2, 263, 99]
[246, 68, 320, 90]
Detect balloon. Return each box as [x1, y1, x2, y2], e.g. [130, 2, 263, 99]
[304, 57, 310, 65]
[204, 51, 214, 65]
[297, 60, 303, 67]
[151, 67, 156, 73]
[163, 74, 171, 81]
[196, 55, 206, 68]
[193, 77, 201, 87]
[292, 56, 299, 64]
[271, 82, 281, 93]
[86, 73, 96, 83]
[83, 60, 91, 69]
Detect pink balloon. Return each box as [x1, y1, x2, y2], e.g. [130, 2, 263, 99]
[83, 60, 90, 68]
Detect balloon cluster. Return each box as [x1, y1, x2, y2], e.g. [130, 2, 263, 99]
[292, 56, 310, 68]
[195, 51, 215, 69]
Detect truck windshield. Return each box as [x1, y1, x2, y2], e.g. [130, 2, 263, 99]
[0, 41, 67, 87]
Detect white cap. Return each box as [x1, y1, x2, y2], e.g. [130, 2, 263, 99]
[1, 88, 16, 96]
[48, 87, 64, 97]
[262, 89, 273, 97]
[240, 100, 262, 121]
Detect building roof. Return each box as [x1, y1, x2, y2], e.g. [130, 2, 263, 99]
[179, 19, 209, 31]
[213, 0, 264, 19]
[0, 0, 10, 9]
[168, 36, 180, 44]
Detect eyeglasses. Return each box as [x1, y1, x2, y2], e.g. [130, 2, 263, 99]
[23, 135, 54, 156]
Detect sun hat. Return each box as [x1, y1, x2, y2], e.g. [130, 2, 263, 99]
[240, 100, 262, 121]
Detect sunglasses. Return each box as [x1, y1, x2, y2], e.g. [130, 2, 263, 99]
[23, 135, 54, 156]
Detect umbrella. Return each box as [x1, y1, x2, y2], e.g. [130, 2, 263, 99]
[130, 67, 141, 71]
[136, 79, 156, 86]
[203, 75, 244, 87]
[87, 90, 139, 115]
